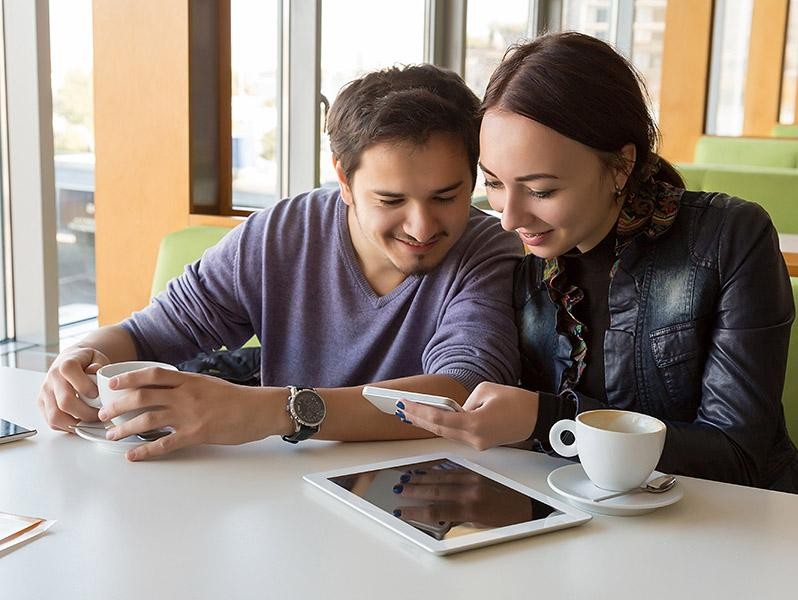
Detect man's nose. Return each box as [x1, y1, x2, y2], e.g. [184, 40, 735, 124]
[404, 202, 439, 242]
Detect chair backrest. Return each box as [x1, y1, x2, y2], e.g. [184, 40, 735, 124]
[772, 124, 798, 138]
[150, 226, 232, 298]
[150, 225, 259, 349]
[784, 278, 798, 444]
[694, 136, 798, 169]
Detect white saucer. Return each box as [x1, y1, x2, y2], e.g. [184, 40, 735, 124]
[547, 463, 683, 516]
[73, 422, 143, 454]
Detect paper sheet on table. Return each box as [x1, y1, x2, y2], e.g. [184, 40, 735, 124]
[0, 511, 56, 553]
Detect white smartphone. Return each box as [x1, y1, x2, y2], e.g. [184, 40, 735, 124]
[0, 419, 37, 445]
[362, 386, 464, 414]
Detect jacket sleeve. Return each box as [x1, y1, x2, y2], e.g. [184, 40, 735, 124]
[655, 202, 794, 486]
[559, 202, 794, 487]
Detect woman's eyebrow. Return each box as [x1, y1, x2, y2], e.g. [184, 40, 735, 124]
[478, 162, 559, 182]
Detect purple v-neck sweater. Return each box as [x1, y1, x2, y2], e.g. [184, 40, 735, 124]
[122, 187, 523, 391]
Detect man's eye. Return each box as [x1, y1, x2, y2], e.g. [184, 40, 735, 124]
[379, 198, 404, 206]
[433, 196, 457, 203]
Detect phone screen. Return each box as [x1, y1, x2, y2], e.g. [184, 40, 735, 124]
[0, 419, 35, 439]
[329, 458, 561, 541]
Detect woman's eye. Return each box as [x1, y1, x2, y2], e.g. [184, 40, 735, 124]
[530, 189, 555, 199]
[483, 180, 502, 190]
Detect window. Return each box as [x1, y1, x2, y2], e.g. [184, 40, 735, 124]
[705, 0, 754, 136]
[230, 0, 279, 210]
[780, 0, 798, 125]
[49, 0, 97, 326]
[319, 0, 426, 187]
[562, 0, 617, 43]
[630, 0, 667, 121]
[464, 0, 530, 99]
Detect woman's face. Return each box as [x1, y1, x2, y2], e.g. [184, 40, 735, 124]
[479, 109, 629, 259]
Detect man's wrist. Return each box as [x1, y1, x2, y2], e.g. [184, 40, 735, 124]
[245, 387, 295, 440]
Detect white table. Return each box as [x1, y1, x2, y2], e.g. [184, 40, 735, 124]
[1, 366, 796, 599]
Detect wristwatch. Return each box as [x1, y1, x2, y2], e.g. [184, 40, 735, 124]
[282, 386, 326, 444]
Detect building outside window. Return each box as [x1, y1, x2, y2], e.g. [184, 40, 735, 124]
[780, 0, 798, 125]
[705, 0, 754, 136]
[630, 0, 667, 122]
[231, 0, 279, 210]
[562, 0, 617, 43]
[49, 0, 96, 326]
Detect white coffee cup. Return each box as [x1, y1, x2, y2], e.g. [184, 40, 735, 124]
[549, 409, 666, 492]
[79, 361, 178, 425]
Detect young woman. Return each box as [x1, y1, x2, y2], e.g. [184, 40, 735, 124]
[398, 32, 798, 492]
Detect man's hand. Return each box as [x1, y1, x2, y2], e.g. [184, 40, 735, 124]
[38, 347, 111, 431]
[97, 367, 293, 461]
[399, 382, 539, 450]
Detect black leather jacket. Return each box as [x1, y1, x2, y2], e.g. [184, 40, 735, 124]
[516, 191, 798, 492]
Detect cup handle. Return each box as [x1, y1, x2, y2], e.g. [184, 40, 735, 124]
[549, 419, 578, 458]
[78, 373, 100, 408]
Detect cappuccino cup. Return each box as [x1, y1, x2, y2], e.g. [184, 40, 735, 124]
[549, 409, 666, 492]
[79, 361, 178, 425]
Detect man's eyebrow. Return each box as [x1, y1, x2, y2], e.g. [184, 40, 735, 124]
[479, 162, 559, 182]
[371, 181, 463, 197]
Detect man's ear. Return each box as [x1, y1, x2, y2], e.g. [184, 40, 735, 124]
[615, 143, 637, 191]
[334, 157, 354, 206]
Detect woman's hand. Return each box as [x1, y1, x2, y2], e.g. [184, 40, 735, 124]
[398, 382, 539, 450]
[97, 368, 290, 461]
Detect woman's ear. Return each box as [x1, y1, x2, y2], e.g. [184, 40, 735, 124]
[334, 157, 354, 206]
[615, 143, 637, 191]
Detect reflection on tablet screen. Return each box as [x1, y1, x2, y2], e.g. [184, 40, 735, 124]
[329, 458, 562, 541]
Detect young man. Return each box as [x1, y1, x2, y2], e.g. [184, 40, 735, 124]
[38, 65, 523, 460]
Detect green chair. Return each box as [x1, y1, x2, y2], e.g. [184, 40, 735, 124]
[784, 278, 798, 443]
[772, 124, 798, 138]
[694, 136, 798, 169]
[151, 225, 259, 348]
[150, 226, 232, 297]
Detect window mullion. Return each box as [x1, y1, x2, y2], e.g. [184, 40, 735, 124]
[280, 0, 321, 197]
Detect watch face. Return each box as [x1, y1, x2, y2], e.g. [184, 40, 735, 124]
[293, 390, 326, 426]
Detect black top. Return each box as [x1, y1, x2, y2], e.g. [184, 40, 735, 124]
[560, 228, 616, 402]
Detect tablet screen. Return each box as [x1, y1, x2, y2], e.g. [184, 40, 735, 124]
[329, 457, 562, 541]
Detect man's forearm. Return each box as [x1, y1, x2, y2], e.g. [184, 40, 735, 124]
[73, 324, 140, 364]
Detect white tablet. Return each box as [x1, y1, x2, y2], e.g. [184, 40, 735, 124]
[304, 453, 591, 555]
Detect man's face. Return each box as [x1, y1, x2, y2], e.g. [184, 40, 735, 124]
[337, 133, 473, 292]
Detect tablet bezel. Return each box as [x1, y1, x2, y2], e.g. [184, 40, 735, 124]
[304, 453, 591, 555]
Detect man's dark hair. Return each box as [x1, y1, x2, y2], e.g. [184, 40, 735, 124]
[327, 64, 481, 190]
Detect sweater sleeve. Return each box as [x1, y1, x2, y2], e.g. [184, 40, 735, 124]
[422, 214, 524, 391]
[120, 214, 262, 365]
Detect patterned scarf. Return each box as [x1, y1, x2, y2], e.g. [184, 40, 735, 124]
[542, 173, 683, 394]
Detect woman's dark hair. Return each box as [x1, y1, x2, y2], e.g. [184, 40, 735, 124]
[482, 32, 683, 192]
[327, 64, 481, 189]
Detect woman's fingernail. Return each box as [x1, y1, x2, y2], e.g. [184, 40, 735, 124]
[393, 509, 402, 517]
[393, 484, 403, 494]
[97, 409, 107, 420]
[109, 377, 118, 390]
[396, 401, 405, 410]
[105, 428, 117, 441]
[400, 473, 411, 483]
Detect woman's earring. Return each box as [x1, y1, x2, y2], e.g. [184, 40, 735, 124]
[614, 184, 623, 197]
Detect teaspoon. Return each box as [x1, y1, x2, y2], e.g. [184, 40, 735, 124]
[593, 474, 677, 502]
